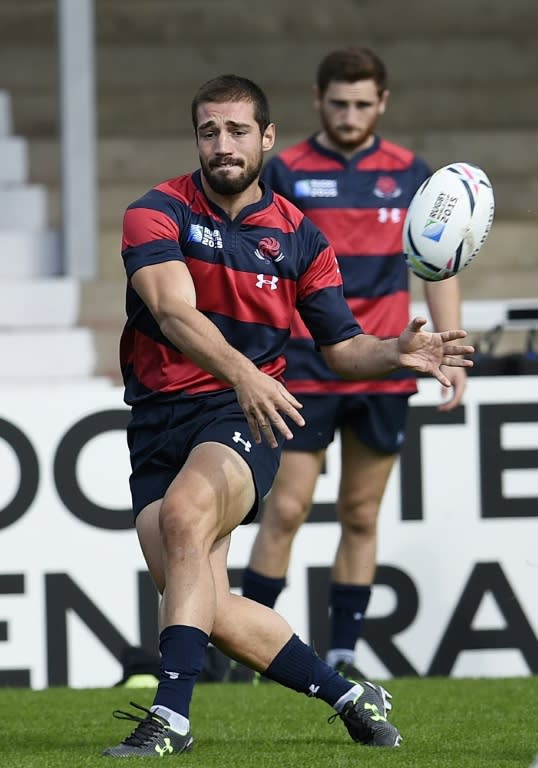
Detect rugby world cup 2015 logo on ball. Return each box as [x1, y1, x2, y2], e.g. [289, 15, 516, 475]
[403, 162, 495, 281]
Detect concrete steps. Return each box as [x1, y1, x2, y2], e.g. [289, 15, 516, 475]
[6, 40, 538, 137]
[27, 131, 538, 184]
[0, 278, 97, 381]
[1, 0, 536, 381]
[27, 132, 538, 225]
[0, 0, 536, 44]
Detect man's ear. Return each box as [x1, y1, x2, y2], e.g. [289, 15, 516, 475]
[262, 122, 276, 152]
[379, 89, 390, 116]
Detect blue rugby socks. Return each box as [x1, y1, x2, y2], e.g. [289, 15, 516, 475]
[242, 567, 286, 609]
[264, 634, 357, 707]
[328, 583, 371, 663]
[152, 625, 209, 720]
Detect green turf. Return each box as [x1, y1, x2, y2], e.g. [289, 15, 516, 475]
[1, 677, 536, 767]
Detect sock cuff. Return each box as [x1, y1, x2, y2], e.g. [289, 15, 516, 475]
[243, 567, 287, 589]
[159, 624, 209, 651]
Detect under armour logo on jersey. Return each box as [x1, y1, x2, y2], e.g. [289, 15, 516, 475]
[232, 432, 252, 452]
[378, 207, 401, 223]
[256, 274, 279, 290]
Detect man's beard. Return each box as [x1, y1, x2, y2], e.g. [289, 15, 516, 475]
[201, 156, 263, 195]
[321, 117, 373, 153]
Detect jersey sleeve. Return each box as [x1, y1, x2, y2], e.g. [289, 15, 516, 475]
[296, 221, 363, 346]
[415, 156, 433, 187]
[121, 190, 186, 279]
[262, 156, 295, 200]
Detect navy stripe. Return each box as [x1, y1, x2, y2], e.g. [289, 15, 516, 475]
[339, 254, 408, 299]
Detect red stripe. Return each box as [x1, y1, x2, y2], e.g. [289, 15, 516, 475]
[347, 292, 411, 337]
[249, 193, 305, 233]
[357, 140, 414, 171]
[187, 259, 296, 329]
[154, 177, 193, 204]
[122, 207, 179, 249]
[286, 378, 417, 395]
[132, 329, 286, 394]
[155, 176, 224, 219]
[280, 142, 344, 172]
[302, 208, 404, 256]
[290, 310, 310, 338]
[297, 246, 342, 302]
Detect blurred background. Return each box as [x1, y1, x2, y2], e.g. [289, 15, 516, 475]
[1, 0, 537, 382]
[0, 0, 537, 689]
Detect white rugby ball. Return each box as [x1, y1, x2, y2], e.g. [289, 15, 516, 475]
[403, 162, 495, 281]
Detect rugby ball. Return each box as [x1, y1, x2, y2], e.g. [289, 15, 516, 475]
[403, 162, 495, 281]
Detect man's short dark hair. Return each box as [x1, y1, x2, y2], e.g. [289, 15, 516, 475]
[316, 47, 388, 96]
[191, 74, 271, 134]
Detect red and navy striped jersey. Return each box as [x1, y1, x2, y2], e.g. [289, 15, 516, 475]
[262, 135, 431, 395]
[120, 170, 362, 404]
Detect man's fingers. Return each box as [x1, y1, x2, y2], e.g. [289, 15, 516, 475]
[443, 356, 474, 368]
[440, 329, 468, 342]
[410, 316, 428, 331]
[443, 343, 474, 356]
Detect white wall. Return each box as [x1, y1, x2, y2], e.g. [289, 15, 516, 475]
[0, 377, 536, 688]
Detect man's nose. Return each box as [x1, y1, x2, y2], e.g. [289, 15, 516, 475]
[214, 133, 233, 152]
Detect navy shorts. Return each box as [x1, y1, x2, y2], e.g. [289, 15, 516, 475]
[127, 389, 285, 523]
[287, 393, 410, 454]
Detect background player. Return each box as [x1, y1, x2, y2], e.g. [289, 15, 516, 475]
[103, 74, 472, 756]
[242, 47, 467, 679]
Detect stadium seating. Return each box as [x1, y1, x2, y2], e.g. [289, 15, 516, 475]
[0, 0, 537, 378]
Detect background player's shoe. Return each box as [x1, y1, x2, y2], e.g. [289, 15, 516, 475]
[330, 681, 401, 747]
[333, 660, 363, 682]
[228, 660, 271, 685]
[102, 702, 193, 758]
[228, 660, 256, 683]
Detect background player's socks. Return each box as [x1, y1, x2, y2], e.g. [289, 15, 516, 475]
[242, 567, 286, 608]
[329, 583, 371, 658]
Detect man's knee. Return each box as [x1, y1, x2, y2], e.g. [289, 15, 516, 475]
[264, 491, 311, 534]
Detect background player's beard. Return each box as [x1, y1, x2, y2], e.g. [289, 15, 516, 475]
[320, 113, 375, 153]
[201, 155, 263, 196]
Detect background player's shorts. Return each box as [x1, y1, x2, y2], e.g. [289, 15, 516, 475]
[286, 393, 410, 454]
[127, 389, 285, 523]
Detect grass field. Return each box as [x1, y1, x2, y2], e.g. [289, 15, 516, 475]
[1, 677, 536, 767]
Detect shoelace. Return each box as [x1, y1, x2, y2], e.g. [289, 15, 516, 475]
[327, 702, 370, 740]
[112, 701, 167, 746]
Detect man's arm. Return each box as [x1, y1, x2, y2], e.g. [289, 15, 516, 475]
[320, 316, 473, 385]
[423, 276, 467, 411]
[131, 260, 304, 446]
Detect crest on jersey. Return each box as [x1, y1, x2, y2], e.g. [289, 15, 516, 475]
[255, 237, 285, 263]
[373, 175, 402, 199]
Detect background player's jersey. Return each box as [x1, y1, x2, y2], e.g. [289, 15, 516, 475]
[262, 135, 431, 395]
[120, 170, 361, 405]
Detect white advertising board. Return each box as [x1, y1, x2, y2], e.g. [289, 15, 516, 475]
[0, 377, 536, 688]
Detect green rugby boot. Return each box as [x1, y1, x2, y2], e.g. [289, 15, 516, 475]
[330, 681, 402, 747]
[102, 701, 193, 758]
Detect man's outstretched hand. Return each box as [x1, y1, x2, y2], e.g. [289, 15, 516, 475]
[398, 316, 474, 388]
